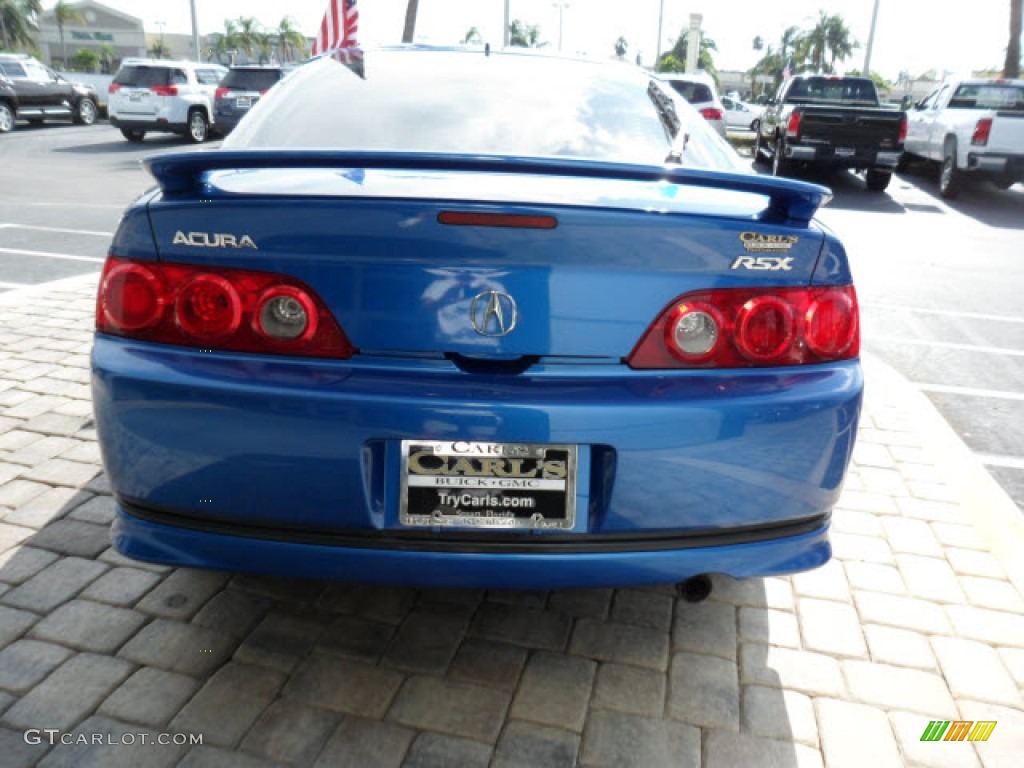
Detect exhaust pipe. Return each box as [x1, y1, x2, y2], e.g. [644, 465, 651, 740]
[678, 574, 713, 603]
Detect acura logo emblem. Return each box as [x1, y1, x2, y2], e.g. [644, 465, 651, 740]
[470, 291, 518, 337]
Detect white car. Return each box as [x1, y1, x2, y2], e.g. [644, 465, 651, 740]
[902, 77, 1024, 197]
[721, 95, 764, 131]
[657, 72, 726, 138]
[107, 59, 227, 143]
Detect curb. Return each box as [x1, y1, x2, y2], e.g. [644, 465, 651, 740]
[862, 353, 1024, 596]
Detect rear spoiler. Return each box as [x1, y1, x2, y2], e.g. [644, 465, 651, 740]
[145, 150, 832, 225]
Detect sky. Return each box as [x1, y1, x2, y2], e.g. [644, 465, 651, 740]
[51, 0, 1019, 80]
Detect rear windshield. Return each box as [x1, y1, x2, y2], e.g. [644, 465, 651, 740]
[113, 66, 170, 87]
[222, 69, 281, 91]
[787, 78, 879, 106]
[950, 83, 1024, 111]
[664, 80, 714, 104]
[0, 62, 27, 78]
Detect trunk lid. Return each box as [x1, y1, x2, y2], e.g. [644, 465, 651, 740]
[796, 106, 905, 148]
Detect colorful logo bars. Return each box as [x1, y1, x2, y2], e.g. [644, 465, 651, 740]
[920, 721, 997, 742]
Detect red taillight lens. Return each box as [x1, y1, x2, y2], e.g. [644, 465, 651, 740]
[176, 275, 242, 341]
[898, 116, 908, 144]
[96, 257, 355, 359]
[627, 286, 859, 369]
[971, 118, 992, 146]
[108, 83, 122, 94]
[215, 87, 228, 100]
[150, 85, 178, 96]
[258, 89, 268, 95]
[700, 107, 724, 121]
[99, 263, 163, 331]
[786, 112, 801, 138]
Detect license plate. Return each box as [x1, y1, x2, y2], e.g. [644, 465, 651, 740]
[835, 147, 855, 157]
[129, 92, 143, 101]
[400, 440, 577, 530]
[236, 97, 251, 108]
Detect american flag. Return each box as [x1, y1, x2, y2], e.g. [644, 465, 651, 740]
[312, 0, 359, 57]
[782, 58, 793, 80]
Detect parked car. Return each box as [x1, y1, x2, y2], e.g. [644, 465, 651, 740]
[107, 58, 227, 143]
[213, 65, 286, 133]
[657, 71, 727, 138]
[721, 95, 764, 131]
[902, 77, 1024, 197]
[0, 53, 99, 130]
[754, 75, 906, 192]
[93, 47, 861, 591]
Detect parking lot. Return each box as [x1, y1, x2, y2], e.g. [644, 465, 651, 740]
[0, 121, 1022, 767]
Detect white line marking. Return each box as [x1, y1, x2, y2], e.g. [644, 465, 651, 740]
[870, 337, 1024, 357]
[977, 453, 1024, 470]
[1, 224, 113, 237]
[916, 383, 1024, 402]
[0, 247, 104, 263]
[862, 303, 1024, 325]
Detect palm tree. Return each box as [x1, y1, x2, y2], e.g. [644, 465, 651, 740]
[462, 26, 482, 45]
[98, 40, 115, 72]
[147, 38, 171, 58]
[213, 19, 240, 64]
[1007, 0, 1022, 78]
[403, 0, 418, 43]
[614, 36, 628, 59]
[824, 14, 856, 73]
[1, 0, 41, 51]
[657, 30, 719, 83]
[799, 11, 829, 72]
[275, 16, 305, 62]
[53, 0, 83, 67]
[233, 16, 262, 58]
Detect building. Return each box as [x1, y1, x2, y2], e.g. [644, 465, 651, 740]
[37, 1, 145, 72]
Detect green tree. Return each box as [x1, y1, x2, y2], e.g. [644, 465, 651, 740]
[657, 30, 719, 85]
[0, 0, 41, 51]
[403, 0, 418, 43]
[462, 26, 482, 44]
[70, 46, 98, 72]
[846, 68, 892, 96]
[796, 12, 857, 74]
[233, 16, 262, 57]
[213, 19, 240, 64]
[97, 40, 115, 72]
[614, 35, 628, 59]
[147, 38, 171, 58]
[1006, 0, 1022, 77]
[752, 35, 763, 52]
[509, 19, 544, 48]
[275, 16, 306, 62]
[53, 0, 83, 67]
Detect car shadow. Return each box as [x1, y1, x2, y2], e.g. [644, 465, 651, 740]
[749, 158, 908, 215]
[54, 136, 223, 154]
[895, 159, 1024, 230]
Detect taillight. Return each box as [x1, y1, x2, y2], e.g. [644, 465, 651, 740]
[108, 83, 122, 94]
[971, 118, 992, 146]
[215, 87, 228, 100]
[700, 107, 724, 122]
[627, 286, 859, 369]
[258, 89, 268, 95]
[96, 257, 354, 358]
[786, 112, 801, 138]
[150, 85, 179, 96]
[898, 116, 908, 144]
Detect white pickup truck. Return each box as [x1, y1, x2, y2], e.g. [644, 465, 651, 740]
[901, 77, 1024, 197]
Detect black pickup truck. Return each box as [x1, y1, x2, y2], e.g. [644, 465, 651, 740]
[753, 75, 906, 191]
[0, 53, 98, 133]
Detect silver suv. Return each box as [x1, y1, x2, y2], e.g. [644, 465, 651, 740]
[108, 59, 226, 143]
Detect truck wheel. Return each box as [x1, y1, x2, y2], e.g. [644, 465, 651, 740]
[0, 101, 14, 133]
[120, 128, 145, 142]
[895, 152, 911, 173]
[772, 138, 791, 177]
[993, 175, 1014, 191]
[73, 97, 97, 125]
[865, 169, 892, 192]
[186, 109, 209, 143]
[752, 129, 764, 163]
[939, 139, 962, 199]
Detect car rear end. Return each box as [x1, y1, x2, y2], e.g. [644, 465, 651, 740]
[661, 75, 727, 138]
[214, 66, 282, 133]
[955, 80, 1024, 186]
[92, 50, 861, 589]
[108, 63, 180, 135]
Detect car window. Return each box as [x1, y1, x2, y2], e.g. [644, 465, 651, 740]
[787, 78, 877, 105]
[114, 66, 170, 87]
[949, 83, 1024, 111]
[664, 80, 713, 104]
[23, 61, 51, 80]
[226, 51, 744, 172]
[195, 69, 224, 85]
[170, 69, 188, 85]
[221, 69, 282, 91]
[0, 62, 27, 78]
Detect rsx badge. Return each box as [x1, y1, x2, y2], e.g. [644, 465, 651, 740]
[739, 232, 799, 252]
[173, 231, 258, 249]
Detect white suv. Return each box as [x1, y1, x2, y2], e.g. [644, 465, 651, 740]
[657, 72, 727, 139]
[108, 59, 227, 143]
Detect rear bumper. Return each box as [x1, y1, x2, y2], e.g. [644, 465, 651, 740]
[93, 335, 861, 586]
[109, 115, 187, 135]
[113, 502, 832, 588]
[787, 142, 902, 169]
[966, 152, 1024, 178]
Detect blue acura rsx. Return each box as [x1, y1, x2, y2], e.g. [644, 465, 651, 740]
[91, 47, 862, 591]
